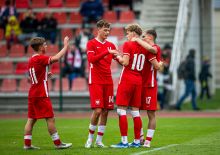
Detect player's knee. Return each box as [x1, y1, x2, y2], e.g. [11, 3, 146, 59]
[94, 108, 102, 116]
[117, 109, 126, 116]
[130, 110, 140, 118]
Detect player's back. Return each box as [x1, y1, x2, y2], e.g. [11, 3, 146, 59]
[119, 41, 147, 85]
[142, 44, 161, 87]
[28, 54, 50, 98]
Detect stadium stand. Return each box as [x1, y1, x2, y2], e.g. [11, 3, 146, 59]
[0, 79, 17, 92]
[53, 12, 67, 25]
[15, 62, 28, 74]
[0, 62, 14, 75]
[51, 63, 61, 75]
[31, 0, 47, 8]
[15, 0, 29, 8]
[71, 77, 87, 92]
[47, 44, 59, 56]
[110, 27, 124, 40]
[61, 28, 74, 40]
[9, 44, 25, 57]
[64, 0, 81, 8]
[111, 60, 119, 73]
[69, 12, 83, 24]
[0, 28, 4, 40]
[119, 10, 135, 23]
[54, 78, 69, 92]
[27, 46, 35, 56]
[18, 78, 30, 92]
[48, 0, 63, 8]
[36, 12, 46, 21]
[0, 44, 7, 57]
[103, 11, 117, 23]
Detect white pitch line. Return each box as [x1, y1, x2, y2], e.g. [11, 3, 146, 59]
[131, 144, 179, 155]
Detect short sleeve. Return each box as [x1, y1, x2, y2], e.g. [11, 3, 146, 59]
[122, 42, 130, 56]
[147, 51, 156, 62]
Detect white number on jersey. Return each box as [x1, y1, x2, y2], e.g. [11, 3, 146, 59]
[131, 54, 145, 71]
[29, 67, 38, 84]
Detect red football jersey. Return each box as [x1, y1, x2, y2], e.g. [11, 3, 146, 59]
[87, 38, 116, 84]
[119, 41, 155, 85]
[142, 44, 161, 87]
[28, 54, 51, 98]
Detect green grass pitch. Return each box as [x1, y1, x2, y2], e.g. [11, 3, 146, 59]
[0, 117, 220, 155]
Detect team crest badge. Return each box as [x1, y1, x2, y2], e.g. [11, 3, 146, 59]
[95, 99, 100, 105]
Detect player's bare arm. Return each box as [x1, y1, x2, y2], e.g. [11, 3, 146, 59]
[150, 59, 163, 71]
[113, 53, 129, 66]
[131, 37, 157, 54]
[50, 36, 69, 63]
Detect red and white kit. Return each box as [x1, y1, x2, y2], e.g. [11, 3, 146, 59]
[28, 54, 54, 119]
[141, 44, 161, 110]
[87, 38, 116, 109]
[116, 41, 156, 108]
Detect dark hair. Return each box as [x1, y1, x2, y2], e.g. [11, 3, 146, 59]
[125, 24, 142, 36]
[96, 19, 110, 28]
[146, 29, 157, 40]
[30, 37, 45, 52]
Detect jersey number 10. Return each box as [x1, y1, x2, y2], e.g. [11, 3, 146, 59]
[131, 54, 145, 71]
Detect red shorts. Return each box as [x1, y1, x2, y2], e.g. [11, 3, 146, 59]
[28, 97, 54, 119]
[89, 84, 114, 110]
[116, 82, 142, 108]
[140, 86, 158, 110]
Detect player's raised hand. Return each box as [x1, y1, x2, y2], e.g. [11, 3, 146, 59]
[64, 36, 69, 47]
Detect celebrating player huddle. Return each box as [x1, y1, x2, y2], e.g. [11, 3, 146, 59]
[23, 19, 163, 150]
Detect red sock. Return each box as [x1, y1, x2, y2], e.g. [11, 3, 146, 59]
[119, 115, 128, 136]
[51, 132, 61, 146]
[133, 117, 142, 139]
[24, 134, 32, 146]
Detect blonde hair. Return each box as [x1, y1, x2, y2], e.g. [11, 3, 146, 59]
[125, 24, 142, 36]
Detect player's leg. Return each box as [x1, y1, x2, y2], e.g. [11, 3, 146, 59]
[95, 108, 108, 147]
[24, 118, 39, 149]
[144, 110, 156, 148]
[46, 117, 72, 149]
[95, 84, 114, 147]
[129, 107, 142, 148]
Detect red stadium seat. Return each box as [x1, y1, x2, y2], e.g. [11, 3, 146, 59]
[9, 44, 25, 57]
[69, 12, 83, 24]
[47, 44, 59, 56]
[0, 0, 5, 7]
[0, 28, 4, 40]
[103, 11, 117, 23]
[0, 44, 8, 57]
[48, 0, 63, 8]
[61, 28, 74, 40]
[72, 77, 87, 92]
[53, 12, 67, 24]
[0, 62, 14, 75]
[15, 62, 28, 74]
[27, 46, 35, 57]
[51, 63, 61, 75]
[119, 11, 135, 23]
[65, 0, 81, 8]
[18, 78, 30, 92]
[110, 27, 124, 40]
[0, 79, 17, 92]
[31, 0, 46, 8]
[15, 0, 29, 8]
[36, 12, 45, 21]
[54, 78, 69, 91]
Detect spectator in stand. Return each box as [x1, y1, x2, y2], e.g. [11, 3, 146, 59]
[75, 26, 94, 77]
[199, 56, 212, 100]
[109, 0, 133, 11]
[62, 44, 83, 90]
[18, 8, 39, 52]
[39, 12, 57, 44]
[0, 0, 18, 30]
[79, 0, 104, 27]
[5, 15, 21, 49]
